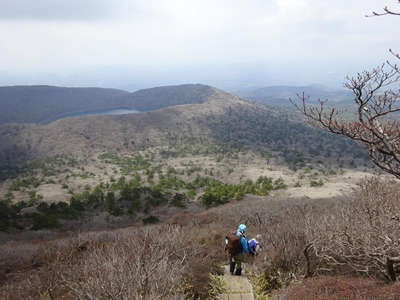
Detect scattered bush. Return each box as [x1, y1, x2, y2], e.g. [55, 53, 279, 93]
[310, 179, 324, 187]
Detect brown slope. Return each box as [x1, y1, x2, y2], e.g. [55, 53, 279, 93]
[125, 83, 227, 111]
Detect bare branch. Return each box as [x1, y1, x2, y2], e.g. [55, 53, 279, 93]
[368, 1, 400, 17]
[291, 60, 400, 178]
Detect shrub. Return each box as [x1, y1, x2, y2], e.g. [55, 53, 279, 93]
[56, 226, 192, 299]
[207, 274, 226, 300]
[273, 178, 288, 190]
[31, 213, 60, 230]
[170, 193, 187, 208]
[284, 275, 400, 300]
[310, 179, 324, 187]
[142, 215, 160, 224]
[309, 177, 400, 280]
[0, 201, 13, 231]
[105, 191, 117, 215]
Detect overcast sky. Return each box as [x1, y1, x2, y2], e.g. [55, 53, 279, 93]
[0, 0, 399, 90]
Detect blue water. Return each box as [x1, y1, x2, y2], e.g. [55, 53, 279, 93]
[67, 108, 139, 117]
[42, 108, 140, 124]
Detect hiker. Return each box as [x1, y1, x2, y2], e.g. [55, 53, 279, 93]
[225, 224, 249, 276]
[248, 237, 261, 256]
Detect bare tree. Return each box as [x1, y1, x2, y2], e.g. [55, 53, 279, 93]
[61, 226, 191, 300]
[291, 2, 400, 178]
[307, 177, 400, 281]
[370, 0, 400, 17]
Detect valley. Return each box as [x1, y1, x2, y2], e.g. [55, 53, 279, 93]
[0, 148, 372, 208]
[0, 84, 374, 232]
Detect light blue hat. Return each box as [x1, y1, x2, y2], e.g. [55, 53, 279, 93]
[238, 224, 247, 233]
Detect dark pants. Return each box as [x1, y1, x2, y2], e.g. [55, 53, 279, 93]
[229, 253, 243, 272]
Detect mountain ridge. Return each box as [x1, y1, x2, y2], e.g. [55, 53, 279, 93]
[0, 83, 224, 125]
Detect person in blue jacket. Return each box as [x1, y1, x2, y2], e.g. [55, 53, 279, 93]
[248, 237, 261, 256]
[233, 223, 249, 275]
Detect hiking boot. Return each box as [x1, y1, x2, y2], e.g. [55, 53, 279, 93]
[229, 262, 236, 274]
[234, 268, 242, 276]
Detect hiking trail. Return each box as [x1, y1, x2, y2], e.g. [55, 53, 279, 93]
[221, 265, 254, 300]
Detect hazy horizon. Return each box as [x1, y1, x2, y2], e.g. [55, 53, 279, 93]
[1, 0, 399, 91]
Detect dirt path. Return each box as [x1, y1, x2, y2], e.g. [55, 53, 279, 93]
[221, 265, 254, 300]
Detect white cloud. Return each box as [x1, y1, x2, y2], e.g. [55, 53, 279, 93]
[0, 0, 399, 87]
[0, 0, 124, 20]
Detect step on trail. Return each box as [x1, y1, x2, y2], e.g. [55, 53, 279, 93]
[221, 265, 254, 300]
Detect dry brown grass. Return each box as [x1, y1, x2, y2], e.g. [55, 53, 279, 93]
[0, 220, 231, 300]
[0, 226, 190, 299]
[283, 275, 400, 300]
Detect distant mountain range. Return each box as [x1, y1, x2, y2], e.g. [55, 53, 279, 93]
[0, 84, 355, 125]
[236, 84, 353, 106]
[0, 84, 367, 177]
[0, 84, 215, 124]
